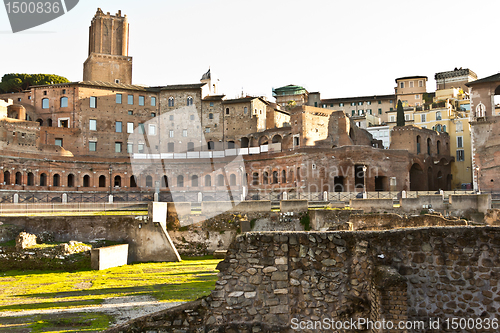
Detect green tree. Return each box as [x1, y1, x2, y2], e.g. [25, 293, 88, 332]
[396, 100, 405, 127]
[0, 73, 70, 93]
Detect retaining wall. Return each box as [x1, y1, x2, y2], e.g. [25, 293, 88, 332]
[400, 195, 446, 212]
[280, 200, 308, 213]
[106, 226, 500, 332]
[349, 198, 394, 212]
[0, 215, 179, 262]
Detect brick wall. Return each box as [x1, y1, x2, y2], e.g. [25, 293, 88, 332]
[105, 227, 500, 332]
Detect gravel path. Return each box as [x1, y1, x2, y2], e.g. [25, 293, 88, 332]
[0, 295, 184, 326]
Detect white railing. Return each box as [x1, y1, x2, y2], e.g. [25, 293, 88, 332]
[133, 143, 281, 160]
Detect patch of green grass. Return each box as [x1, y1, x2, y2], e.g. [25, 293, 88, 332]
[0, 312, 113, 332]
[250, 219, 257, 230]
[0, 240, 15, 247]
[0, 258, 220, 313]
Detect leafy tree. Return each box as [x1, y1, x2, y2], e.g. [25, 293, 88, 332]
[396, 100, 405, 127]
[0, 73, 70, 93]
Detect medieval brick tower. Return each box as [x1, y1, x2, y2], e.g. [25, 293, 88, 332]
[83, 8, 132, 84]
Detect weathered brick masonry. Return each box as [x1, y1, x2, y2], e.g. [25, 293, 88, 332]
[106, 226, 500, 333]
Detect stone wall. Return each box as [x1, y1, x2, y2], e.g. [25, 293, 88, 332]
[350, 198, 394, 212]
[349, 213, 468, 231]
[0, 215, 178, 262]
[106, 227, 500, 333]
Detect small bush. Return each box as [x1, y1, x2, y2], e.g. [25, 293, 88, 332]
[300, 213, 311, 231]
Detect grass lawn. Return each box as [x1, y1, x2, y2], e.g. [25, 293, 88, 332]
[0, 257, 220, 332]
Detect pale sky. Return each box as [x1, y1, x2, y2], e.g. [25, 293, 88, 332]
[1, 0, 499, 100]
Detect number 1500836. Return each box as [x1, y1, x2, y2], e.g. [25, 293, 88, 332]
[5, 2, 61, 14]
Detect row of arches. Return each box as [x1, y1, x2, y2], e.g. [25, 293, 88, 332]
[250, 169, 298, 186]
[1, 171, 241, 189]
[416, 135, 447, 155]
[241, 134, 283, 148]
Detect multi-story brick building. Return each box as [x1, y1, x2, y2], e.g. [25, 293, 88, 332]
[467, 73, 500, 192]
[0, 8, 454, 201]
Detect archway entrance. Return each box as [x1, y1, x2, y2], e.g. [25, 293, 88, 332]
[409, 164, 425, 191]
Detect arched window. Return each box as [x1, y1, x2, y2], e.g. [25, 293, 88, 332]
[228, 141, 235, 149]
[217, 174, 224, 186]
[60, 97, 68, 108]
[114, 175, 121, 187]
[161, 175, 169, 188]
[15, 172, 22, 185]
[146, 175, 153, 187]
[27, 172, 34, 186]
[272, 135, 282, 143]
[273, 171, 279, 184]
[476, 102, 486, 118]
[230, 174, 236, 186]
[416, 135, 421, 154]
[42, 98, 49, 109]
[282, 170, 286, 183]
[192, 175, 198, 187]
[53, 174, 60, 187]
[437, 141, 441, 155]
[205, 175, 211, 186]
[40, 173, 47, 186]
[252, 172, 259, 185]
[209, 113, 214, 119]
[67, 174, 75, 187]
[99, 175, 106, 187]
[442, 125, 446, 132]
[208, 141, 214, 150]
[427, 138, 431, 155]
[130, 176, 137, 188]
[83, 175, 90, 187]
[47, 119, 53, 127]
[289, 170, 294, 183]
[168, 97, 174, 107]
[187, 142, 194, 152]
[187, 96, 193, 106]
[263, 172, 269, 184]
[36, 119, 43, 126]
[177, 175, 184, 187]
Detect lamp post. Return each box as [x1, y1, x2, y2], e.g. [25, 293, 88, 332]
[362, 165, 367, 199]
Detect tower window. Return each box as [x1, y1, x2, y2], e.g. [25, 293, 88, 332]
[90, 96, 97, 108]
[60, 97, 68, 108]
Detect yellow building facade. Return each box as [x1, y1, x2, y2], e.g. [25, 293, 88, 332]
[411, 91, 472, 189]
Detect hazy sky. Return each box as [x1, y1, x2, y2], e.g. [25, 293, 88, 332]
[1, 0, 499, 100]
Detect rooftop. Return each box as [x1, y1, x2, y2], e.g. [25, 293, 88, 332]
[272, 85, 308, 97]
[435, 68, 477, 80]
